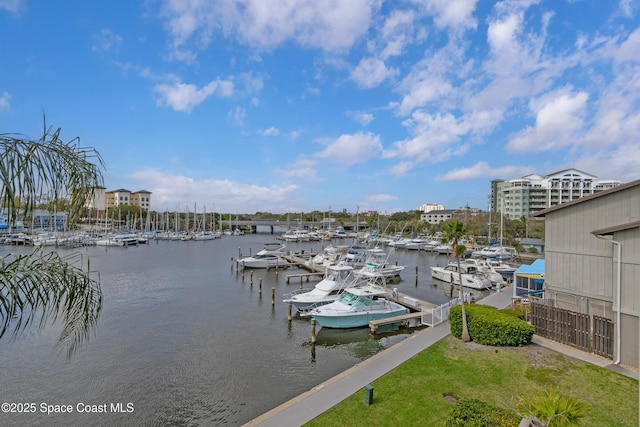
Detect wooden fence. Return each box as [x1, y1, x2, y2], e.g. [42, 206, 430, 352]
[530, 302, 614, 359]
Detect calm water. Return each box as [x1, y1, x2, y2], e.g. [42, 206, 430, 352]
[0, 235, 481, 426]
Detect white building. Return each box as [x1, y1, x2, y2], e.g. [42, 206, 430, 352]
[419, 203, 445, 213]
[491, 169, 621, 219]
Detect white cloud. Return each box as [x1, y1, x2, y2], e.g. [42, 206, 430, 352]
[436, 161, 534, 180]
[131, 169, 299, 213]
[0, 0, 25, 13]
[388, 161, 414, 176]
[416, 0, 479, 30]
[386, 111, 472, 164]
[273, 158, 318, 179]
[260, 127, 280, 136]
[507, 90, 589, 151]
[350, 57, 397, 88]
[92, 28, 123, 54]
[614, 28, 640, 63]
[0, 91, 10, 111]
[367, 194, 398, 202]
[160, 0, 377, 60]
[574, 141, 640, 184]
[314, 132, 383, 164]
[395, 75, 452, 116]
[348, 111, 375, 126]
[154, 78, 234, 111]
[229, 106, 247, 125]
[379, 9, 416, 59]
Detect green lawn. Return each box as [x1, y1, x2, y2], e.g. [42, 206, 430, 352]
[306, 335, 638, 427]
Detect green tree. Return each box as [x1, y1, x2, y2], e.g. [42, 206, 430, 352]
[1, 122, 104, 357]
[441, 219, 470, 342]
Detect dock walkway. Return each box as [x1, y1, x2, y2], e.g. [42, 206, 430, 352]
[243, 285, 637, 427]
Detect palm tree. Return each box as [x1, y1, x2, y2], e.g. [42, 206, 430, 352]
[1, 121, 105, 357]
[441, 219, 470, 342]
[515, 390, 589, 426]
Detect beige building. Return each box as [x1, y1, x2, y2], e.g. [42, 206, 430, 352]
[87, 187, 152, 212]
[86, 186, 107, 211]
[533, 179, 640, 368]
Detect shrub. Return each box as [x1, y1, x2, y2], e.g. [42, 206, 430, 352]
[449, 304, 534, 346]
[499, 307, 527, 320]
[446, 398, 520, 427]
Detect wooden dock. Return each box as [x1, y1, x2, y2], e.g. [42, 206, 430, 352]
[368, 290, 436, 333]
[282, 254, 326, 283]
[368, 312, 424, 333]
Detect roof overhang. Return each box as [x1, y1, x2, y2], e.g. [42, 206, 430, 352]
[591, 220, 640, 236]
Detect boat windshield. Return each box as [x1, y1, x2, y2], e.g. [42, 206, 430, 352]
[339, 292, 375, 307]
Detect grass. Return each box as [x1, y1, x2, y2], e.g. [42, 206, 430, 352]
[305, 335, 638, 427]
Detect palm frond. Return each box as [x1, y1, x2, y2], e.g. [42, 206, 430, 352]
[0, 248, 102, 358]
[0, 119, 104, 227]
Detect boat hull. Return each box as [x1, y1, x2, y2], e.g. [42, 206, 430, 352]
[430, 267, 492, 290]
[312, 302, 408, 328]
[238, 257, 289, 269]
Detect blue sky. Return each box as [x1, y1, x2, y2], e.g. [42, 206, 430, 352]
[1, 0, 639, 214]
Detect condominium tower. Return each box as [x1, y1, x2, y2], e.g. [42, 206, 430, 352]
[490, 168, 621, 219]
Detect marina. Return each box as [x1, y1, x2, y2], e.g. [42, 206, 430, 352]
[0, 233, 493, 426]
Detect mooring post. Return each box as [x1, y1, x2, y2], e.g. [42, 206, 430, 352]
[259, 279, 262, 295]
[288, 302, 292, 321]
[250, 271, 253, 286]
[300, 276, 303, 289]
[271, 287, 275, 306]
[415, 266, 419, 286]
[311, 319, 316, 344]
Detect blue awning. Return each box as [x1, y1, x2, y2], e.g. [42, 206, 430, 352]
[515, 259, 545, 279]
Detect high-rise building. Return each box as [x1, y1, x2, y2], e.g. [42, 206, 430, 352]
[491, 169, 621, 219]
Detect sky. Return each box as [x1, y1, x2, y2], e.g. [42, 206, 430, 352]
[1, 0, 639, 215]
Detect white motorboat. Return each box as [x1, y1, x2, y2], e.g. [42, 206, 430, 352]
[95, 233, 139, 247]
[353, 247, 406, 282]
[404, 238, 427, 250]
[282, 264, 355, 312]
[308, 244, 350, 267]
[281, 229, 311, 242]
[462, 258, 505, 285]
[302, 282, 409, 329]
[486, 259, 517, 281]
[430, 262, 492, 289]
[237, 242, 290, 269]
[476, 245, 513, 260]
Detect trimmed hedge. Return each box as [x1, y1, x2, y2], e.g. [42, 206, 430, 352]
[449, 304, 534, 346]
[446, 398, 521, 427]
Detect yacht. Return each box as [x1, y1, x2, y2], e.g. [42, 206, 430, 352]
[430, 261, 492, 289]
[302, 282, 409, 329]
[282, 264, 355, 312]
[236, 242, 290, 269]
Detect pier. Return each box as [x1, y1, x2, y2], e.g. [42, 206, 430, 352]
[368, 290, 436, 333]
[282, 253, 439, 334]
[281, 254, 326, 283]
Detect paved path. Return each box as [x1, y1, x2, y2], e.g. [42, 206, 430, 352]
[243, 285, 637, 427]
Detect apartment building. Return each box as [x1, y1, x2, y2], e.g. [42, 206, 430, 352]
[86, 187, 152, 212]
[491, 169, 621, 219]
